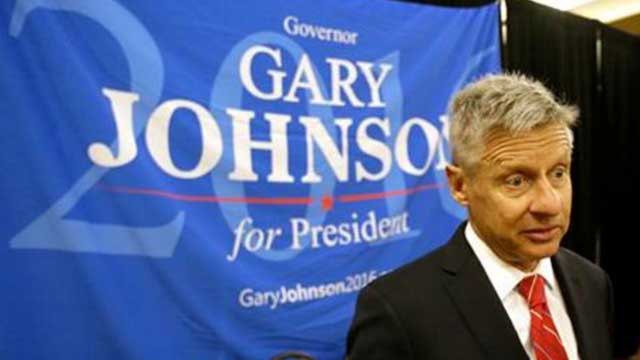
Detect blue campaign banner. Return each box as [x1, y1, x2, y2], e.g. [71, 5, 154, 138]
[0, 0, 500, 358]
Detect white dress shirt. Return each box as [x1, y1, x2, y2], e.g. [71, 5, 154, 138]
[465, 223, 580, 360]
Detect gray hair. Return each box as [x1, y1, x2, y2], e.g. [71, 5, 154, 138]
[448, 73, 578, 172]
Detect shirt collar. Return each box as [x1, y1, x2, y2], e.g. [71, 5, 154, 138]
[464, 222, 557, 301]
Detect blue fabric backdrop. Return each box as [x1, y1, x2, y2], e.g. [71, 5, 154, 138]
[0, 0, 500, 358]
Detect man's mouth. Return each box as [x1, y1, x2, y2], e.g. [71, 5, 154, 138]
[521, 226, 561, 243]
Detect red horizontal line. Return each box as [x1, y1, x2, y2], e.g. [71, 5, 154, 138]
[337, 182, 445, 202]
[97, 182, 444, 206]
[97, 184, 313, 205]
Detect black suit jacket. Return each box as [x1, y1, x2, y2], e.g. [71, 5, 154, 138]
[347, 223, 614, 359]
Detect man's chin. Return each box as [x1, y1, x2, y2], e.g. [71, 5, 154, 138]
[525, 241, 562, 261]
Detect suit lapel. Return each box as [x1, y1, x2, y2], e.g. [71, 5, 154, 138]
[441, 225, 529, 360]
[552, 250, 596, 360]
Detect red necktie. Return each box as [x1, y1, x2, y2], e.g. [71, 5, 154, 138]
[518, 274, 569, 360]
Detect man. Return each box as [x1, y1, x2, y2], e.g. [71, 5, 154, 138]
[346, 74, 613, 360]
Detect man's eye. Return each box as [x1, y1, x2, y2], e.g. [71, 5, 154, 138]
[553, 168, 566, 178]
[505, 175, 526, 187]
[550, 167, 568, 184]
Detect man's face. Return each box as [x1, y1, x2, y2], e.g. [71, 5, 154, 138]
[447, 124, 573, 271]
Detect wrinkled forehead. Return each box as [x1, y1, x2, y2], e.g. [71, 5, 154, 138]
[481, 124, 573, 166]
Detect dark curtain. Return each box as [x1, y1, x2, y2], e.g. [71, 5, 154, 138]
[505, 0, 600, 261]
[599, 26, 640, 357]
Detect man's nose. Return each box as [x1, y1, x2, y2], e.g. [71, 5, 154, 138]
[529, 178, 563, 216]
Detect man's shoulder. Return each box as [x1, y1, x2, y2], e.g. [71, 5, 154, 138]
[364, 224, 468, 302]
[556, 246, 609, 284]
[556, 247, 604, 272]
[366, 241, 451, 297]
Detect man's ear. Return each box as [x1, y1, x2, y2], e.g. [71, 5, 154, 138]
[445, 164, 469, 206]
